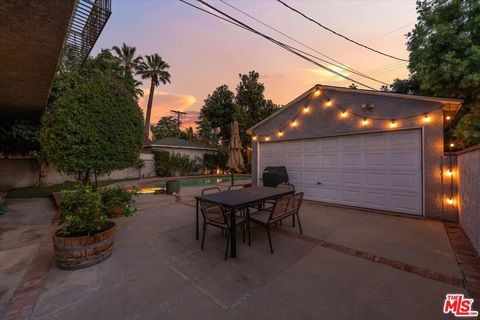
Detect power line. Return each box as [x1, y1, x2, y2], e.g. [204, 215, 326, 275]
[178, 0, 378, 90]
[276, 0, 409, 62]
[218, 0, 388, 86]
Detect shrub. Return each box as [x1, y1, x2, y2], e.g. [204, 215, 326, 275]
[101, 187, 139, 218]
[153, 150, 170, 176]
[58, 186, 108, 236]
[40, 50, 144, 185]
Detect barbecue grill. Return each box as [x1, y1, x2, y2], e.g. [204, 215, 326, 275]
[262, 166, 289, 187]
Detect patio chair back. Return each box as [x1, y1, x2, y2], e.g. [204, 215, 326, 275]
[202, 187, 221, 195]
[277, 183, 295, 191]
[199, 200, 228, 225]
[228, 185, 244, 191]
[270, 192, 303, 222]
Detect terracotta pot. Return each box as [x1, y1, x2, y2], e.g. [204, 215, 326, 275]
[110, 206, 126, 218]
[53, 222, 117, 270]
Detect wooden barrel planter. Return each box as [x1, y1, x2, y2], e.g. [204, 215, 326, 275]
[53, 222, 117, 270]
[110, 206, 125, 218]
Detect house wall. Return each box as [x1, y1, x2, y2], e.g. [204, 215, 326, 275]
[457, 145, 480, 253]
[251, 88, 457, 221]
[0, 153, 156, 188]
[149, 147, 213, 161]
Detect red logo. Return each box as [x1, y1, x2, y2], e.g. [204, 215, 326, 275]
[443, 294, 478, 317]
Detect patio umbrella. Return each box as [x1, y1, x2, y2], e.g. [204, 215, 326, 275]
[226, 119, 244, 186]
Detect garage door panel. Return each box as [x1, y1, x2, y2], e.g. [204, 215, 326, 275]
[259, 129, 422, 216]
[319, 154, 338, 167]
[341, 153, 361, 167]
[319, 187, 339, 202]
[341, 172, 361, 186]
[303, 154, 317, 167]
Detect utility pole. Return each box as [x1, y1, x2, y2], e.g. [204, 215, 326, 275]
[170, 109, 187, 130]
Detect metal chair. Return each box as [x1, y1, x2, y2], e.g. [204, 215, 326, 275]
[202, 187, 221, 195]
[199, 200, 246, 260]
[247, 192, 304, 254]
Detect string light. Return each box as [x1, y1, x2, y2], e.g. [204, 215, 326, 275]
[446, 169, 453, 177]
[423, 113, 430, 123]
[277, 130, 283, 137]
[446, 115, 451, 121]
[290, 119, 298, 128]
[340, 110, 348, 118]
[389, 120, 397, 128]
[362, 118, 368, 126]
[303, 105, 310, 114]
[325, 99, 332, 107]
[449, 142, 455, 148]
[265, 136, 270, 141]
[313, 87, 321, 97]
[447, 196, 455, 205]
[252, 135, 257, 141]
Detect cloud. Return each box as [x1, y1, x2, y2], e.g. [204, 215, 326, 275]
[307, 65, 351, 83]
[139, 90, 197, 127]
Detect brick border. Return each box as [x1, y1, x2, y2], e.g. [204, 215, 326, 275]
[3, 231, 54, 320]
[273, 227, 465, 288]
[444, 223, 480, 301]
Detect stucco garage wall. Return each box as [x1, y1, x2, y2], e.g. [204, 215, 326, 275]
[457, 145, 480, 253]
[251, 88, 457, 221]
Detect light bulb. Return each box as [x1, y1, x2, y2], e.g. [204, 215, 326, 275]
[449, 143, 455, 148]
[265, 136, 270, 141]
[423, 114, 430, 123]
[277, 130, 283, 137]
[446, 115, 451, 121]
[340, 110, 347, 118]
[290, 120, 297, 128]
[362, 118, 368, 126]
[303, 105, 310, 114]
[252, 135, 257, 141]
[325, 99, 332, 107]
[389, 120, 397, 128]
[446, 169, 453, 177]
[313, 88, 321, 97]
[447, 196, 454, 205]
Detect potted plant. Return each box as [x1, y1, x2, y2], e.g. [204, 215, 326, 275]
[53, 186, 117, 270]
[101, 187, 139, 218]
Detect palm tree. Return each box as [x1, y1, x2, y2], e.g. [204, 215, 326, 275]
[112, 43, 143, 75]
[137, 54, 171, 140]
[134, 80, 144, 102]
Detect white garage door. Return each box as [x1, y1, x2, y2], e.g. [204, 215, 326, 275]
[259, 129, 423, 215]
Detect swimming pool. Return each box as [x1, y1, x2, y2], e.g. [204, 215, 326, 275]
[145, 176, 251, 188]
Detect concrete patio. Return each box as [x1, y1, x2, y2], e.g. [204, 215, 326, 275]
[1, 183, 472, 319]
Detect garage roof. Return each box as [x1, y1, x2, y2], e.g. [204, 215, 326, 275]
[247, 85, 463, 133]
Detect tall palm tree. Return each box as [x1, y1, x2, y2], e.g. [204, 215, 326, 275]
[136, 54, 171, 140]
[112, 43, 143, 75]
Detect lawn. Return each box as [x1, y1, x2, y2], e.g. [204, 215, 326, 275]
[6, 179, 132, 199]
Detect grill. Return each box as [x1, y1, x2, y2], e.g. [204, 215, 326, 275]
[262, 166, 289, 187]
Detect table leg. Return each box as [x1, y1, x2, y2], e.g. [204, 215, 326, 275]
[230, 207, 236, 257]
[196, 199, 199, 240]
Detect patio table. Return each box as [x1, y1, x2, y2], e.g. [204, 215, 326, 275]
[195, 186, 294, 257]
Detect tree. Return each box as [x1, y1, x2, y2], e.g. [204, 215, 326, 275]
[197, 85, 242, 145]
[112, 43, 143, 75]
[151, 116, 182, 139]
[137, 54, 171, 141]
[402, 0, 480, 147]
[40, 51, 144, 186]
[235, 71, 280, 130]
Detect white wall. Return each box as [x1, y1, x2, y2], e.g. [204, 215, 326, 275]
[0, 153, 156, 188]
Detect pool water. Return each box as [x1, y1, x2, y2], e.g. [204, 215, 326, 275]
[146, 176, 251, 188]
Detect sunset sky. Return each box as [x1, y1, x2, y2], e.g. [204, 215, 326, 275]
[92, 0, 416, 129]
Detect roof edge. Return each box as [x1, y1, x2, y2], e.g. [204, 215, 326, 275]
[247, 85, 464, 134]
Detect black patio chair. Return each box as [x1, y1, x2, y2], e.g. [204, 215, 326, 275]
[199, 200, 246, 260]
[247, 192, 304, 254]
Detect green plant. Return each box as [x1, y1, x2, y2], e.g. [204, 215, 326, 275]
[153, 150, 170, 176]
[58, 186, 109, 236]
[40, 50, 144, 186]
[101, 187, 139, 217]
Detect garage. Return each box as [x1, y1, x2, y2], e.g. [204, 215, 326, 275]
[259, 129, 422, 215]
[248, 85, 463, 220]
